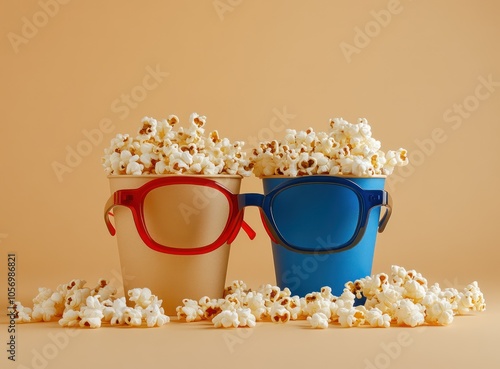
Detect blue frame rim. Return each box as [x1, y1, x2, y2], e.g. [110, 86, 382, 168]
[260, 175, 386, 254]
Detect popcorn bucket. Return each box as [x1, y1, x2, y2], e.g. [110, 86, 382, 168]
[262, 175, 388, 298]
[107, 175, 242, 315]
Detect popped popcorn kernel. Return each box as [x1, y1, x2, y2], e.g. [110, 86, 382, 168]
[144, 297, 170, 327]
[58, 309, 81, 327]
[365, 308, 391, 328]
[128, 287, 154, 309]
[212, 310, 239, 328]
[13, 302, 32, 323]
[338, 307, 365, 328]
[307, 313, 329, 329]
[270, 302, 291, 323]
[79, 296, 104, 328]
[236, 308, 257, 328]
[394, 299, 425, 327]
[122, 307, 143, 327]
[176, 299, 203, 322]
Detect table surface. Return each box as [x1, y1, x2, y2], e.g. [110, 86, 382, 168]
[2, 291, 498, 369]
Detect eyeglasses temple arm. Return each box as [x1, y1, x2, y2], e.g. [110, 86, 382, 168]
[378, 191, 393, 233]
[104, 194, 117, 236]
[241, 220, 256, 240]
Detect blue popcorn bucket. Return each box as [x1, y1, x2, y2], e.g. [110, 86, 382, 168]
[261, 175, 391, 298]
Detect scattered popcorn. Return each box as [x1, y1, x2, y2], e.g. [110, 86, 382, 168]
[175, 267, 485, 329]
[307, 313, 329, 329]
[249, 118, 408, 177]
[103, 114, 253, 176]
[16, 278, 169, 329]
[16, 267, 485, 331]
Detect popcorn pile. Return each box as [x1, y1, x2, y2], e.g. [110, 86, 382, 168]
[102, 114, 252, 176]
[249, 118, 409, 177]
[13, 279, 169, 328]
[176, 266, 485, 329]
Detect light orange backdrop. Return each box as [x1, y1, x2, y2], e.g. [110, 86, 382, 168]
[1, 1, 499, 368]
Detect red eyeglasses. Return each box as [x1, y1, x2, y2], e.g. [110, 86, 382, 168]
[104, 176, 256, 255]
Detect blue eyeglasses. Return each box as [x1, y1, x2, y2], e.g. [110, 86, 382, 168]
[240, 175, 392, 254]
[105, 175, 392, 255]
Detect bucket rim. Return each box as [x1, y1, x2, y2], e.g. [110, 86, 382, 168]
[258, 174, 387, 179]
[107, 174, 243, 179]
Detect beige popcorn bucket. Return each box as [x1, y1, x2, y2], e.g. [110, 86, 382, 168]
[105, 174, 243, 315]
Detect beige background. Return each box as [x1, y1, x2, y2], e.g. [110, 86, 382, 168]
[1, 1, 499, 368]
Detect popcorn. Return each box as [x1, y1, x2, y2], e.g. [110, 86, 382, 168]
[303, 292, 332, 318]
[338, 307, 365, 328]
[365, 308, 391, 328]
[175, 269, 484, 329]
[58, 310, 81, 327]
[236, 308, 257, 328]
[212, 310, 240, 328]
[128, 287, 154, 309]
[176, 299, 203, 322]
[244, 291, 268, 320]
[101, 299, 115, 322]
[79, 296, 104, 328]
[15, 270, 487, 331]
[394, 300, 425, 327]
[103, 114, 253, 176]
[423, 299, 454, 326]
[249, 118, 409, 177]
[462, 281, 486, 312]
[65, 288, 91, 312]
[122, 307, 143, 327]
[198, 296, 223, 320]
[307, 313, 329, 329]
[403, 280, 427, 302]
[283, 295, 303, 320]
[13, 302, 32, 323]
[19, 279, 169, 329]
[109, 297, 128, 325]
[269, 302, 291, 323]
[32, 299, 57, 322]
[91, 279, 117, 302]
